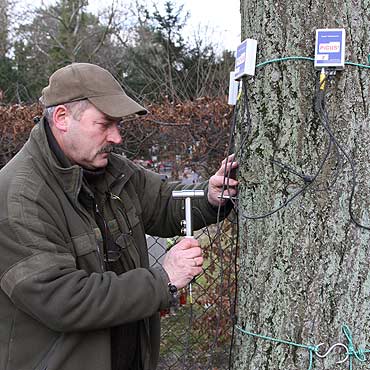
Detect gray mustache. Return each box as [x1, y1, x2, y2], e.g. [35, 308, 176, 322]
[97, 145, 115, 154]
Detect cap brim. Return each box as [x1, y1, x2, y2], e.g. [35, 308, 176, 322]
[89, 94, 147, 118]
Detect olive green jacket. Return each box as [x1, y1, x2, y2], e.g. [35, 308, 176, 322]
[0, 119, 226, 370]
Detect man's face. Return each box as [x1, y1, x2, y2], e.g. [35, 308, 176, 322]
[63, 104, 122, 170]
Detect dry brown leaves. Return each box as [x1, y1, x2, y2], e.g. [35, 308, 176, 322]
[0, 98, 233, 172]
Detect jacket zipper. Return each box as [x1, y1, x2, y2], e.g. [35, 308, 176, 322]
[74, 172, 106, 272]
[95, 203, 107, 271]
[109, 173, 125, 192]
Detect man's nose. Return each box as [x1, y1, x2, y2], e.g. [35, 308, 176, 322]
[107, 124, 122, 145]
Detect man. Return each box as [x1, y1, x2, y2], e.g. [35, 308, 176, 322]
[0, 63, 238, 370]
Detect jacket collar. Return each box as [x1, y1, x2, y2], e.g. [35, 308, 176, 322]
[27, 118, 83, 199]
[27, 118, 134, 200]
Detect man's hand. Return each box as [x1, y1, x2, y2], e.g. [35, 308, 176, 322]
[163, 238, 203, 289]
[208, 154, 239, 207]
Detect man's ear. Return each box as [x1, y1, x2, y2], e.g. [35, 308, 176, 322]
[52, 105, 69, 132]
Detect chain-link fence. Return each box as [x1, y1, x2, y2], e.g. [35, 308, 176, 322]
[148, 212, 238, 370]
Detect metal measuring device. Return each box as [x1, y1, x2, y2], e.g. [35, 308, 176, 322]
[172, 189, 205, 304]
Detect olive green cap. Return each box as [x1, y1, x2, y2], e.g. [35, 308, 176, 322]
[40, 63, 147, 118]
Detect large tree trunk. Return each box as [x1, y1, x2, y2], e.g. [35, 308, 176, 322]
[233, 1, 370, 369]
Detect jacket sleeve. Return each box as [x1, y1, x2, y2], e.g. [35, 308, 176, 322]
[130, 165, 232, 237]
[0, 175, 172, 333]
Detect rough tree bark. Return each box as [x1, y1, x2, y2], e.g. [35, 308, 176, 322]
[233, 1, 370, 369]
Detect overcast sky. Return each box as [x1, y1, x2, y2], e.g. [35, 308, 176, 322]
[89, 0, 241, 51]
[22, 0, 241, 51]
[173, 0, 241, 51]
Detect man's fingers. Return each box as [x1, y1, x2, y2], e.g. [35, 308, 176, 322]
[183, 246, 202, 259]
[212, 175, 238, 187]
[216, 160, 239, 176]
[184, 255, 203, 268]
[175, 238, 200, 250]
[221, 153, 235, 164]
[163, 236, 205, 288]
[207, 154, 239, 207]
[218, 189, 238, 200]
[193, 256, 203, 266]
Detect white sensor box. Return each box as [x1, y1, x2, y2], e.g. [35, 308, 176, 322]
[314, 28, 345, 70]
[228, 71, 239, 105]
[234, 38, 257, 80]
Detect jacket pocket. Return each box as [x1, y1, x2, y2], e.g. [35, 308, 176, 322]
[71, 233, 96, 257]
[70, 232, 104, 272]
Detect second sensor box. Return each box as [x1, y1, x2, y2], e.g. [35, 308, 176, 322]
[314, 28, 345, 70]
[234, 39, 257, 80]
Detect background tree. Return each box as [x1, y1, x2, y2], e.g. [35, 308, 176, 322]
[0, 0, 10, 58]
[122, 0, 191, 101]
[7, 0, 126, 103]
[233, 1, 370, 369]
[152, 0, 188, 101]
[181, 46, 235, 100]
[122, 0, 234, 102]
[0, 0, 18, 103]
[1, 0, 234, 104]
